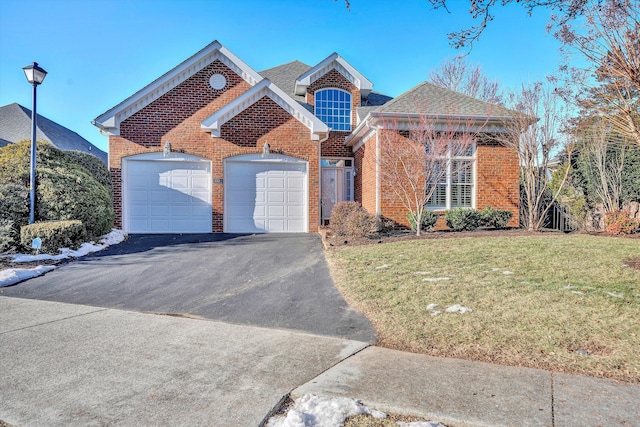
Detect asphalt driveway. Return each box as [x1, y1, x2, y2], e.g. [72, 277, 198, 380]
[0, 233, 376, 342]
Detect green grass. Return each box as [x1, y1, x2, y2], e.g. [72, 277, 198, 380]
[328, 234, 640, 382]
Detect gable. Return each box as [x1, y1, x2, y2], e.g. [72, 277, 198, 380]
[120, 59, 247, 146]
[201, 79, 329, 141]
[294, 53, 373, 98]
[93, 41, 262, 136]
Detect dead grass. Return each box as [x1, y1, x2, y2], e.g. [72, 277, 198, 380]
[344, 413, 444, 426]
[327, 234, 640, 382]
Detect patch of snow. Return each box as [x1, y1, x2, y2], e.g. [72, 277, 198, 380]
[446, 304, 472, 314]
[563, 285, 575, 289]
[0, 265, 56, 287]
[376, 264, 390, 270]
[430, 311, 442, 317]
[502, 271, 514, 275]
[414, 271, 432, 275]
[12, 229, 126, 263]
[397, 422, 446, 427]
[266, 394, 386, 427]
[607, 292, 623, 299]
[423, 277, 451, 282]
[571, 291, 585, 295]
[426, 303, 439, 311]
[621, 264, 629, 268]
[491, 268, 501, 271]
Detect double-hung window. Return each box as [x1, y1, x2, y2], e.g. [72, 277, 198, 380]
[426, 143, 475, 210]
[315, 88, 351, 131]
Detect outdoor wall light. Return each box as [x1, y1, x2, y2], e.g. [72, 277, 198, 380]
[163, 141, 172, 157]
[22, 62, 48, 224]
[262, 142, 270, 157]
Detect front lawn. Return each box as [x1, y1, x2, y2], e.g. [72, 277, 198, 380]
[328, 233, 640, 382]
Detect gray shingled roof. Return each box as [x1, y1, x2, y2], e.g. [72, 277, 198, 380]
[373, 81, 515, 119]
[260, 61, 311, 104]
[0, 103, 107, 163]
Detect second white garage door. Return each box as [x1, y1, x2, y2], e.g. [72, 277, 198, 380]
[225, 154, 308, 233]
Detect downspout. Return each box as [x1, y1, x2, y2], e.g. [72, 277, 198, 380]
[375, 126, 381, 217]
[317, 132, 329, 230]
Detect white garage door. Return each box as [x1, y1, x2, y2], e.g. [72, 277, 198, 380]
[123, 153, 212, 233]
[225, 154, 307, 233]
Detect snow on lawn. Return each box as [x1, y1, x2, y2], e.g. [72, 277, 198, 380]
[0, 229, 126, 288]
[0, 265, 56, 288]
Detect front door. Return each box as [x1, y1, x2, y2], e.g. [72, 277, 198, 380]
[321, 159, 354, 223]
[322, 168, 341, 223]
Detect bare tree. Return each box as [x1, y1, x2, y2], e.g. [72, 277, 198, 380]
[374, 112, 482, 236]
[429, 57, 504, 104]
[425, 0, 590, 48]
[495, 82, 574, 230]
[555, 0, 640, 146]
[578, 119, 629, 212]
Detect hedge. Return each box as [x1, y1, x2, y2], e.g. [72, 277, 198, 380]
[20, 220, 86, 254]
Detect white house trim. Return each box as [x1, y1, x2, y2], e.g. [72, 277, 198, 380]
[201, 79, 329, 141]
[93, 40, 262, 136]
[294, 53, 373, 97]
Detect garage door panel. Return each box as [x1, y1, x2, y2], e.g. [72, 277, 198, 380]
[225, 159, 307, 233]
[124, 158, 212, 233]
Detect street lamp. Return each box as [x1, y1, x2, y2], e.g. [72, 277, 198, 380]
[22, 62, 47, 224]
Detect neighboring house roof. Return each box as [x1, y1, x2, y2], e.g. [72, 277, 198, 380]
[93, 40, 263, 135]
[201, 79, 329, 141]
[0, 103, 107, 163]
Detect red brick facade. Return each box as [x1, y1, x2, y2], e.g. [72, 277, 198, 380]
[109, 62, 319, 232]
[105, 45, 519, 234]
[353, 130, 520, 230]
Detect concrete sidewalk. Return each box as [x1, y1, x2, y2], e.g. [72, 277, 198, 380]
[1, 297, 638, 426]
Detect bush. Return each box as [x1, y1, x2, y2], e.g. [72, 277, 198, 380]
[481, 206, 513, 229]
[604, 210, 639, 235]
[0, 141, 114, 241]
[64, 150, 113, 197]
[0, 220, 18, 254]
[445, 208, 483, 231]
[345, 209, 378, 237]
[330, 201, 378, 237]
[0, 183, 29, 250]
[20, 220, 87, 254]
[407, 210, 438, 233]
[330, 202, 366, 236]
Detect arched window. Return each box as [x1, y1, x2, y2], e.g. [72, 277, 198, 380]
[315, 88, 351, 131]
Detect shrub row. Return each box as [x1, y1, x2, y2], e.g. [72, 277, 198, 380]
[446, 206, 513, 232]
[407, 210, 438, 233]
[330, 201, 378, 237]
[20, 220, 86, 254]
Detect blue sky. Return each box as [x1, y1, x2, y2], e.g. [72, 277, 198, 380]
[0, 0, 560, 152]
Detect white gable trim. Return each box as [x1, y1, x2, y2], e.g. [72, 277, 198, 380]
[294, 53, 373, 97]
[92, 41, 262, 136]
[201, 79, 329, 141]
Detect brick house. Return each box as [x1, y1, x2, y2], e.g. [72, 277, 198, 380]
[93, 40, 519, 234]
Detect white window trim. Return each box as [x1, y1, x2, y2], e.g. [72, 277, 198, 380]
[426, 143, 476, 210]
[314, 88, 352, 131]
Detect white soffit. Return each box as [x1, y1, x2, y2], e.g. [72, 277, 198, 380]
[93, 40, 262, 135]
[201, 79, 329, 141]
[294, 53, 373, 97]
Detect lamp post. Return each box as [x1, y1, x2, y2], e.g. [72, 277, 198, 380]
[22, 62, 47, 224]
